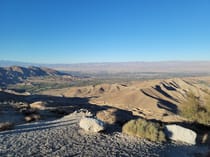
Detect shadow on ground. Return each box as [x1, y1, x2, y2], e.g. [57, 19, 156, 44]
[0, 91, 134, 135]
[141, 89, 178, 114]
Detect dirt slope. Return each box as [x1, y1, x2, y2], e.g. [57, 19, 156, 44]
[0, 66, 70, 86]
[41, 78, 210, 123]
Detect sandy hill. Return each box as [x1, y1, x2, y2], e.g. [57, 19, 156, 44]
[41, 77, 210, 123]
[0, 66, 69, 86]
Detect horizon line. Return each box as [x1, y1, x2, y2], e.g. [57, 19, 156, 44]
[1, 59, 210, 65]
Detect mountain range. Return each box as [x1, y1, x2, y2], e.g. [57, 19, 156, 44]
[0, 66, 68, 86]
[0, 60, 210, 73]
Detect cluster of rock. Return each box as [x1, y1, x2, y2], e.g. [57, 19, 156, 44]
[20, 101, 46, 122]
[79, 107, 134, 133]
[78, 108, 197, 145]
[96, 108, 133, 125]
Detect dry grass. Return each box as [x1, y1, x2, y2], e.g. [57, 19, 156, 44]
[205, 94, 210, 113]
[0, 122, 14, 131]
[122, 118, 166, 142]
[180, 92, 210, 126]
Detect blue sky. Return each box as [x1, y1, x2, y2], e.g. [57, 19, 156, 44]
[0, 0, 209, 63]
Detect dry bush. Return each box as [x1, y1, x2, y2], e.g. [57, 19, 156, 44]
[205, 94, 210, 113]
[122, 118, 166, 142]
[20, 107, 37, 115]
[25, 114, 41, 122]
[51, 107, 68, 115]
[180, 92, 210, 126]
[0, 122, 14, 131]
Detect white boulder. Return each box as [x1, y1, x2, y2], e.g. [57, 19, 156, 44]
[165, 124, 197, 145]
[79, 117, 105, 132]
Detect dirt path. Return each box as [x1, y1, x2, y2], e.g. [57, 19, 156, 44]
[0, 112, 208, 157]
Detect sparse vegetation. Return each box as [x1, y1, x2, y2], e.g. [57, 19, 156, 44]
[180, 92, 210, 126]
[122, 118, 166, 142]
[205, 94, 210, 113]
[9, 82, 73, 94]
[0, 122, 14, 131]
[24, 114, 41, 122]
[8, 71, 206, 94]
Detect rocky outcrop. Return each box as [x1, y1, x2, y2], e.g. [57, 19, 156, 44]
[96, 108, 133, 125]
[0, 66, 70, 86]
[164, 124, 197, 145]
[29, 101, 46, 110]
[79, 117, 105, 132]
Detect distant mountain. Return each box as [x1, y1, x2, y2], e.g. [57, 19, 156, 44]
[0, 66, 68, 86]
[50, 61, 210, 73]
[1, 60, 210, 73]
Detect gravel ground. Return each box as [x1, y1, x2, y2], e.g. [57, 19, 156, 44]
[0, 112, 208, 157]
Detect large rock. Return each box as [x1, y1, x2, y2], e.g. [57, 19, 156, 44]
[96, 108, 133, 125]
[164, 124, 197, 145]
[79, 117, 105, 132]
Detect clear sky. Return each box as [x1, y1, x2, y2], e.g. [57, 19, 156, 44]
[0, 0, 209, 63]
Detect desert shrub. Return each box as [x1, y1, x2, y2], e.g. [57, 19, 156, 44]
[180, 92, 210, 126]
[0, 122, 14, 131]
[24, 114, 41, 122]
[122, 118, 166, 142]
[205, 94, 210, 113]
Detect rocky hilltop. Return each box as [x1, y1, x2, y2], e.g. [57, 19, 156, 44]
[0, 66, 69, 86]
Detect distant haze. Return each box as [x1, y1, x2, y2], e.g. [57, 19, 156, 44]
[52, 61, 210, 73]
[0, 60, 210, 73]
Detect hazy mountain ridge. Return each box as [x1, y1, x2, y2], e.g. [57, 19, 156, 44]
[1, 60, 210, 73]
[0, 66, 69, 86]
[53, 61, 210, 73]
